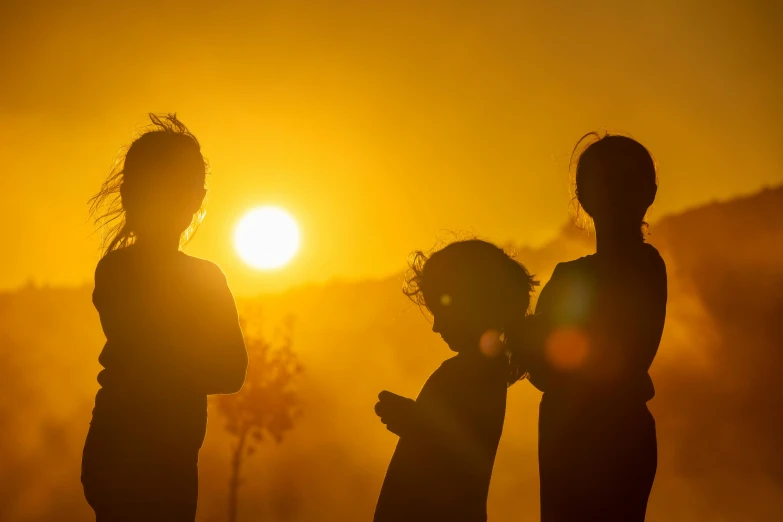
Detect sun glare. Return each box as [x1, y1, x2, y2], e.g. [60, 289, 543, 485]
[235, 206, 300, 270]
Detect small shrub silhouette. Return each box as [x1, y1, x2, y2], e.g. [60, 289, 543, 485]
[215, 315, 303, 522]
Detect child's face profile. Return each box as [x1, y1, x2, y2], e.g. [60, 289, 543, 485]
[427, 288, 499, 354]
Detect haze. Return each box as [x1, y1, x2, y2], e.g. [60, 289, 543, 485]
[1, 0, 781, 294]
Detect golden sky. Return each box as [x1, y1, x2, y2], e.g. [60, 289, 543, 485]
[1, 0, 781, 295]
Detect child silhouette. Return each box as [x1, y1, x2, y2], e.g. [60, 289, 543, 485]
[374, 240, 537, 522]
[81, 114, 248, 522]
[516, 134, 667, 522]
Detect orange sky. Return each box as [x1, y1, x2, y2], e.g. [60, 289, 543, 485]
[1, 0, 781, 295]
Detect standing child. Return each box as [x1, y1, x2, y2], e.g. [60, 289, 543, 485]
[82, 114, 248, 522]
[374, 240, 537, 522]
[517, 133, 667, 522]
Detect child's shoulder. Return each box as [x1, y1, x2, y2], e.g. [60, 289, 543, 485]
[553, 244, 665, 273]
[93, 249, 138, 300]
[424, 355, 462, 384]
[180, 253, 228, 280]
[437, 354, 462, 372]
[434, 354, 501, 380]
[94, 247, 133, 278]
[640, 243, 667, 284]
[549, 254, 597, 280]
[180, 252, 221, 271]
[641, 242, 665, 266]
[180, 252, 223, 275]
[423, 355, 507, 399]
[95, 249, 227, 282]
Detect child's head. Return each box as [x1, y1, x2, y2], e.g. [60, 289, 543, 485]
[571, 133, 657, 239]
[89, 113, 208, 254]
[404, 240, 538, 356]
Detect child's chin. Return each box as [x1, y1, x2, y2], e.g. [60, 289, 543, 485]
[444, 341, 470, 353]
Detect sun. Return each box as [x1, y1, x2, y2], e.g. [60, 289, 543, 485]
[235, 206, 300, 270]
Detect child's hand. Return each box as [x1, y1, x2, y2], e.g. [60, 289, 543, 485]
[375, 390, 416, 437]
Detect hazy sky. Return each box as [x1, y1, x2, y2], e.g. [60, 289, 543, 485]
[1, 0, 781, 294]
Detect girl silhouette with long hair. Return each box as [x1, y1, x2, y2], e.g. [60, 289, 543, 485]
[82, 114, 247, 522]
[515, 133, 667, 521]
[374, 239, 537, 522]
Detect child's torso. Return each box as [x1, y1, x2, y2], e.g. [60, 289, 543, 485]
[533, 243, 667, 404]
[88, 248, 219, 454]
[375, 354, 508, 522]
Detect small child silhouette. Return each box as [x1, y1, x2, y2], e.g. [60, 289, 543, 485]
[81, 114, 248, 522]
[374, 240, 537, 522]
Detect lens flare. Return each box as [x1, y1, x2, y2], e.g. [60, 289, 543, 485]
[545, 328, 589, 371]
[479, 329, 503, 358]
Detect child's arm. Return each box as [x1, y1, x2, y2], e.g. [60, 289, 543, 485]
[374, 387, 463, 441]
[508, 264, 563, 392]
[515, 313, 551, 391]
[189, 266, 248, 395]
[588, 253, 667, 380]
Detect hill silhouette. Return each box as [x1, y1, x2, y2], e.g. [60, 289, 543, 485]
[1, 186, 782, 521]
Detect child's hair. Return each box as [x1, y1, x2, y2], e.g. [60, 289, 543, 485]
[569, 132, 658, 238]
[403, 239, 538, 384]
[89, 113, 209, 255]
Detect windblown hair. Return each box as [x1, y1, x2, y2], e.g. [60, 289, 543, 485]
[88, 113, 209, 255]
[569, 132, 658, 238]
[403, 239, 538, 385]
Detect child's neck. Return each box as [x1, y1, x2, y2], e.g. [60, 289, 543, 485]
[134, 234, 181, 253]
[457, 348, 496, 362]
[595, 226, 643, 255]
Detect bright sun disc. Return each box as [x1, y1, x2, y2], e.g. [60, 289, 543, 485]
[235, 206, 300, 270]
